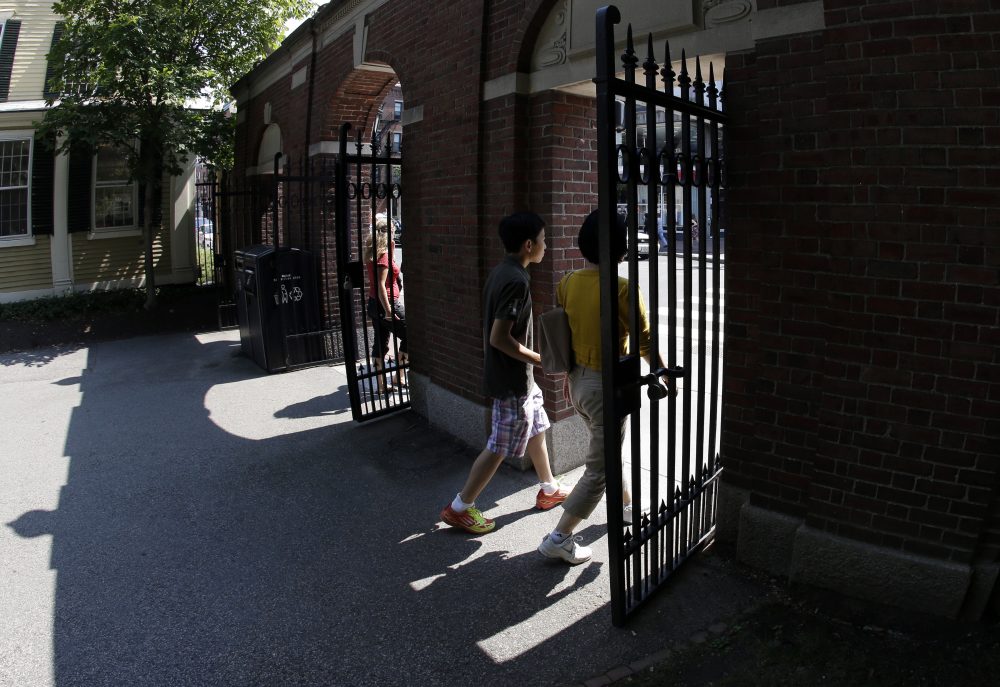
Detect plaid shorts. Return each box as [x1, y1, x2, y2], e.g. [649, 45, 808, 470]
[486, 385, 550, 458]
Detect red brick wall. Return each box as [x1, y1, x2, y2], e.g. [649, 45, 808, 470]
[482, 0, 562, 79]
[479, 93, 530, 397]
[234, 2, 490, 399]
[723, 1, 1000, 564]
[475, 89, 598, 419]
[527, 91, 599, 419]
[232, 0, 598, 407]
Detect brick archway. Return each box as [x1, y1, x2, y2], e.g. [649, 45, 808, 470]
[318, 67, 400, 148]
[232, 1, 611, 460]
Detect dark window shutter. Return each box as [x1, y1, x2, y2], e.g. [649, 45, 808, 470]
[31, 137, 55, 235]
[67, 143, 92, 233]
[0, 19, 21, 102]
[43, 22, 64, 100]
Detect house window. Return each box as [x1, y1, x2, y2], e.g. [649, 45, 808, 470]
[393, 100, 402, 119]
[0, 134, 31, 239]
[93, 144, 136, 233]
[392, 132, 401, 153]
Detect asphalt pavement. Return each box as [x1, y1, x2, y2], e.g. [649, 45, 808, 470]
[1, 329, 764, 687]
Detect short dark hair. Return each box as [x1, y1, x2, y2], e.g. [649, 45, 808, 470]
[578, 209, 627, 264]
[498, 212, 545, 253]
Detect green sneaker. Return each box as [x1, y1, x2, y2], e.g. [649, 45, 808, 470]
[440, 504, 495, 534]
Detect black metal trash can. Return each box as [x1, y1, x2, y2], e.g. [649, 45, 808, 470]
[234, 245, 321, 373]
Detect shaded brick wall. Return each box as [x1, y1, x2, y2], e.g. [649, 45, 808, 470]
[723, 1, 1000, 565]
[527, 91, 599, 419]
[483, 0, 562, 79]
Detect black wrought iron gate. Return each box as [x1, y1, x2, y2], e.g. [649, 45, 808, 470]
[335, 122, 409, 422]
[595, 6, 726, 625]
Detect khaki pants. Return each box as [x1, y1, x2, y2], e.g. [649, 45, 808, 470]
[561, 365, 628, 519]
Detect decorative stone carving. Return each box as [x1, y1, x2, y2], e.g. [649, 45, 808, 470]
[538, 32, 567, 68]
[532, 0, 568, 70]
[703, 0, 753, 26]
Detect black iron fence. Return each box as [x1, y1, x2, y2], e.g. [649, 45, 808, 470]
[203, 140, 407, 398]
[596, 5, 727, 625]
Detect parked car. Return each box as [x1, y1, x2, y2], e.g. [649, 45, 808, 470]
[630, 225, 650, 259]
[618, 210, 650, 260]
[392, 219, 402, 246]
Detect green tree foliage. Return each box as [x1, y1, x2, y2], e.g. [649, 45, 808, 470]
[38, 0, 311, 307]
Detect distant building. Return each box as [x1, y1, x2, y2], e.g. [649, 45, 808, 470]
[0, 2, 200, 303]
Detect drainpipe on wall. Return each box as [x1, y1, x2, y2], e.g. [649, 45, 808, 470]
[305, 18, 317, 163]
[304, 18, 317, 249]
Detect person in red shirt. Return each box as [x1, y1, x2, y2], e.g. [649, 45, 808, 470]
[365, 217, 407, 393]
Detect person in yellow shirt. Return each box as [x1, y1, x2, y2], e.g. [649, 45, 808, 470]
[538, 210, 670, 565]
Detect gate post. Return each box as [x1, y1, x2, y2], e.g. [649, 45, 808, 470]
[595, 3, 628, 627]
[334, 124, 363, 419]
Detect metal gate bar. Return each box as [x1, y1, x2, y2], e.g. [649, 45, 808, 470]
[194, 166, 241, 329]
[596, 5, 726, 626]
[335, 122, 409, 422]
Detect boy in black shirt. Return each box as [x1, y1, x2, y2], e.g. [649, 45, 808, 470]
[439, 212, 567, 533]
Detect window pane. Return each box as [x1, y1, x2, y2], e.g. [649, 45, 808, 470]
[0, 187, 28, 237]
[0, 139, 30, 189]
[95, 185, 134, 228]
[96, 145, 130, 182]
[0, 137, 29, 237]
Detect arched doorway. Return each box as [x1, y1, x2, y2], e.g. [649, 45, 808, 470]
[316, 67, 410, 420]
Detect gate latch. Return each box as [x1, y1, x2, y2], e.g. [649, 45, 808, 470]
[642, 366, 683, 400]
[617, 362, 683, 416]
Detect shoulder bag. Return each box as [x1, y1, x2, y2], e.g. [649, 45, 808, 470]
[539, 273, 575, 374]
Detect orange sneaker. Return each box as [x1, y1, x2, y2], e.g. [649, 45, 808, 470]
[440, 504, 495, 534]
[535, 486, 569, 510]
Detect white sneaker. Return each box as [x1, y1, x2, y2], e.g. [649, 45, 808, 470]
[538, 534, 592, 565]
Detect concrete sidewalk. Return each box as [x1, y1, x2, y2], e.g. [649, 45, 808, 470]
[1, 329, 763, 687]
